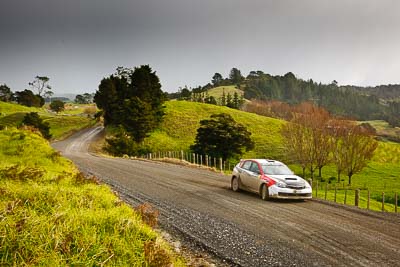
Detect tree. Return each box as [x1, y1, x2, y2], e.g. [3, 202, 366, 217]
[229, 68, 244, 86]
[178, 87, 191, 100]
[75, 94, 86, 104]
[332, 122, 378, 185]
[212, 73, 223, 86]
[75, 93, 94, 104]
[15, 90, 44, 107]
[94, 65, 165, 145]
[281, 118, 313, 177]
[204, 95, 217, 105]
[0, 84, 13, 102]
[226, 92, 233, 108]
[29, 76, 52, 97]
[49, 100, 65, 113]
[190, 113, 254, 161]
[282, 102, 333, 178]
[22, 112, 51, 139]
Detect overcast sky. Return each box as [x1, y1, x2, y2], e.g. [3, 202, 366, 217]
[1, 0, 399, 95]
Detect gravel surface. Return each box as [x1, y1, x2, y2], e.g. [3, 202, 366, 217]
[53, 127, 400, 267]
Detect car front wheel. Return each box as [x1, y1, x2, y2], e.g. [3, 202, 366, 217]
[261, 184, 269, 201]
[231, 177, 240, 192]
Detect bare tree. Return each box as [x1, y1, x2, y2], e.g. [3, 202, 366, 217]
[283, 102, 333, 179]
[337, 123, 378, 185]
[328, 119, 351, 182]
[281, 119, 311, 177]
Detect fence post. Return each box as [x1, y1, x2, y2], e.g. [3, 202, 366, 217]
[205, 155, 209, 167]
[367, 190, 370, 210]
[382, 192, 385, 212]
[214, 157, 216, 168]
[149, 153, 152, 160]
[200, 155, 203, 166]
[324, 183, 328, 200]
[395, 193, 398, 213]
[344, 189, 347, 205]
[334, 185, 337, 203]
[315, 180, 318, 198]
[192, 153, 195, 164]
[219, 158, 223, 171]
[355, 189, 359, 207]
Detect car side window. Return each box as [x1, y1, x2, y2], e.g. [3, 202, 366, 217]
[249, 162, 260, 174]
[241, 161, 252, 170]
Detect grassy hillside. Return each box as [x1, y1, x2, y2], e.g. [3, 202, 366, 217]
[144, 100, 285, 159]
[0, 101, 43, 115]
[0, 128, 184, 266]
[0, 101, 94, 140]
[364, 120, 400, 142]
[206, 85, 243, 99]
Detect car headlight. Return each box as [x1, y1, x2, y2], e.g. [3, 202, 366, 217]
[276, 181, 287, 188]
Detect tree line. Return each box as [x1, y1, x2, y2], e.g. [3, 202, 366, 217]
[281, 102, 378, 185]
[169, 68, 400, 127]
[243, 71, 400, 127]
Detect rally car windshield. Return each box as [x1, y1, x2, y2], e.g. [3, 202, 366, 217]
[262, 164, 293, 175]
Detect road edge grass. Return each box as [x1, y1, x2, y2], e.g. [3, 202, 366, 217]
[0, 127, 186, 266]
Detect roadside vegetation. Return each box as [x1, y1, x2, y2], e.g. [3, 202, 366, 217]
[0, 128, 184, 266]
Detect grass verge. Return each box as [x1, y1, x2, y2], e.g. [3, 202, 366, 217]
[0, 128, 185, 266]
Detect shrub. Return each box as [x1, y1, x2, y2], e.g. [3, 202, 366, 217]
[49, 100, 65, 113]
[21, 112, 52, 139]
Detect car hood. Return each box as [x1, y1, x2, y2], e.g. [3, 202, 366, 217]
[266, 174, 308, 186]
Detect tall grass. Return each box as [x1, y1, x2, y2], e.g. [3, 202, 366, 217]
[0, 128, 185, 266]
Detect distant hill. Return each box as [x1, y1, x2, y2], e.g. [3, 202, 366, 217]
[341, 84, 400, 101]
[169, 69, 400, 125]
[53, 93, 77, 101]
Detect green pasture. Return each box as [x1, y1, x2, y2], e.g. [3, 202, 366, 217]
[0, 101, 44, 115]
[0, 101, 94, 140]
[144, 100, 285, 159]
[206, 85, 243, 99]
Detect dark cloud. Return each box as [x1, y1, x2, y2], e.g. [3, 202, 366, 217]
[0, 0, 399, 93]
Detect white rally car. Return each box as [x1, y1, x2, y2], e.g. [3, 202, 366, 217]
[231, 159, 312, 200]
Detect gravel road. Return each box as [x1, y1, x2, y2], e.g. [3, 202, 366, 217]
[53, 127, 400, 267]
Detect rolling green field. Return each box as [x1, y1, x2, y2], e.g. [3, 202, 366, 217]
[0, 101, 94, 140]
[0, 128, 184, 266]
[143, 100, 400, 212]
[144, 100, 285, 159]
[206, 85, 244, 99]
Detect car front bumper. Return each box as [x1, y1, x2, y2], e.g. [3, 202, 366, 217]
[269, 185, 312, 199]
